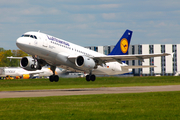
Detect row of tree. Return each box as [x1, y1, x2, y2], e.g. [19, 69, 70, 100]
[0, 48, 28, 67]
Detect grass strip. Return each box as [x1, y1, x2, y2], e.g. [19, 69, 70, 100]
[0, 91, 180, 120]
[1, 76, 180, 91]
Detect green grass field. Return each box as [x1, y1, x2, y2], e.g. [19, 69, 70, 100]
[1, 76, 180, 120]
[0, 91, 180, 120]
[0, 76, 180, 91]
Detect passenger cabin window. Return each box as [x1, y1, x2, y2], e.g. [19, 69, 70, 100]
[21, 34, 37, 39]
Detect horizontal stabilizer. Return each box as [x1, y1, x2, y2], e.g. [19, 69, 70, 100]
[122, 65, 156, 69]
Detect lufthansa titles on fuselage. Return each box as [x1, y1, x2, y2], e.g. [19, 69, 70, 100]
[47, 35, 70, 47]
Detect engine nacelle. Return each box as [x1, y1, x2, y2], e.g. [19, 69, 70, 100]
[20, 57, 41, 71]
[75, 56, 96, 70]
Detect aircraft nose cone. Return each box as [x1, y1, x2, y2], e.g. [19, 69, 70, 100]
[16, 37, 24, 49]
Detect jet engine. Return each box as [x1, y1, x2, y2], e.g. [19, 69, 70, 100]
[75, 56, 96, 70]
[20, 57, 41, 71]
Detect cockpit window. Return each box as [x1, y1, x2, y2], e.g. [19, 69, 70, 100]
[24, 35, 30, 37]
[21, 34, 37, 39]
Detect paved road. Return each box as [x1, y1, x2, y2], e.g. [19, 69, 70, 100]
[1, 85, 180, 98]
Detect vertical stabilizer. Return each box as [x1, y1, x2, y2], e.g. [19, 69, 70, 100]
[108, 30, 133, 55]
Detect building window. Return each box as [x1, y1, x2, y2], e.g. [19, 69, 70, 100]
[161, 45, 165, 53]
[132, 46, 134, 54]
[126, 61, 129, 65]
[104, 50, 108, 55]
[138, 45, 142, 54]
[132, 60, 135, 65]
[108, 46, 111, 54]
[149, 45, 154, 54]
[94, 47, 98, 52]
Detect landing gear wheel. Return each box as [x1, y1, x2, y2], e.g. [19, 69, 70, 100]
[49, 75, 54, 82]
[86, 75, 90, 82]
[54, 75, 59, 82]
[49, 75, 59, 82]
[86, 74, 96, 82]
[90, 74, 96, 81]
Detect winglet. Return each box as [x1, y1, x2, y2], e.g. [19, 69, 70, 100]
[108, 29, 133, 55]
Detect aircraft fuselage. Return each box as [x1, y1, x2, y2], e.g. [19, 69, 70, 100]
[16, 32, 131, 76]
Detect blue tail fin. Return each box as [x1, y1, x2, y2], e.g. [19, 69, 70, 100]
[108, 29, 133, 55]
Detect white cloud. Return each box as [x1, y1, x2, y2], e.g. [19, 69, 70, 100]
[66, 24, 89, 30]
[61, 3, 121, 13]
[156, 22, 166, 27]
[1, 0, 180, 50]
[20, 7, 60, 15]
[71, 14, 96, 22]
[160, 38, 172, 43]
[102, 13, 116, 20]
[0, 0, 25, 5]
[89, 4, 120, 9]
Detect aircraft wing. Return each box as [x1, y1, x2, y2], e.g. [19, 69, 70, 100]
[68, 53, 171, 66]
[7, 56, 22, 59]
[93, 53, 171, 63]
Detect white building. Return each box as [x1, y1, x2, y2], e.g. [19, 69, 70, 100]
[87, 44, 180, 76]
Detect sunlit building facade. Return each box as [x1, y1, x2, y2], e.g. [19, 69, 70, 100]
[86, 44, 180, 76]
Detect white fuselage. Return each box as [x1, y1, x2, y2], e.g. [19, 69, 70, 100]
[16, 32, 132, 75]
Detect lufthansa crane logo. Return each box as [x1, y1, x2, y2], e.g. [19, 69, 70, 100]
[120, 38, 128, 53]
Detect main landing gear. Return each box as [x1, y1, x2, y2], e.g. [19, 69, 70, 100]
[49, 66, 59, 82]
[49, 75, 59, 82]
[86, 74, 96, 82]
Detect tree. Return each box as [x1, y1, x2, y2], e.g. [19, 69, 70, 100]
[0, 48, 5, 52]
[0, 48, 28, 67]
[12, 49, 28, 57]
[0, 50, 13, 67]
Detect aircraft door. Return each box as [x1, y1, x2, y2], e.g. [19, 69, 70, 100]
[43, 35, 48, 47]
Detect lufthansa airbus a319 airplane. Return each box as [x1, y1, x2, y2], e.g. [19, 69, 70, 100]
[15, 30, 170, 82]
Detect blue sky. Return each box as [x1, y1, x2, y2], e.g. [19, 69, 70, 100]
[1, 0, 180, 50]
